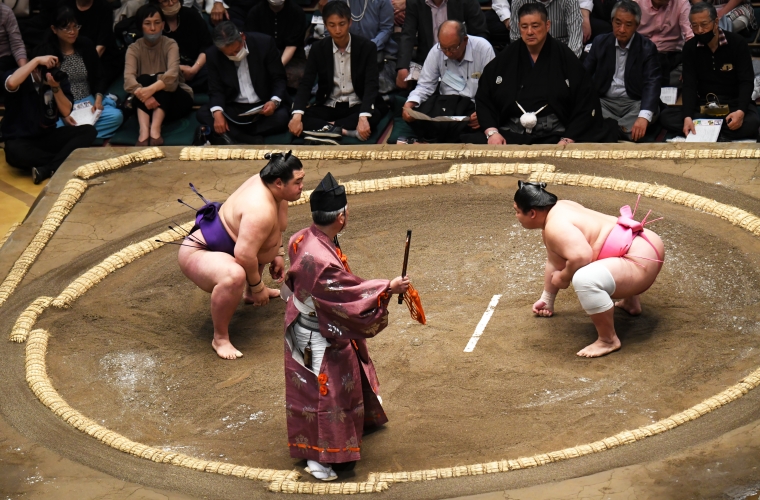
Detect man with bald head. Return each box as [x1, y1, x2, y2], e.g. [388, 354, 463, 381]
[402, 20, 494, 142]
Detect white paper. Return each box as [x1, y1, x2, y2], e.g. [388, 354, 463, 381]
[69, 101, 101, 126]
[405, 62, 423, 82]
[239, 104, 265, 117]
[685, 118, 722, 142]
[660, 87, 678, 106]
[311, 14, 323, 24]
[405, 108, 470, 122]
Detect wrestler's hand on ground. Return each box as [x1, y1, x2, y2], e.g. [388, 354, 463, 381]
[289, 114, 303, 137]
[389, 275, 410, 295]
[402, 102, 416, 123]
[683, 117, 697, 137]
[726, 110, 745, 131]
[213, 110, 229, 134]
[532, 299, 553, 317]
[269, 256, 286, 282]
[356, 116, 371, 141]
[550, 271, 570, 289]
[630, 117, 648, 142]
[248, 286, 271, 306]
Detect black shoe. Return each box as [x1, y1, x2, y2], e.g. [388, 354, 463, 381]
[209, 132, 235, 146]
[32, 167, 52, 185]
[192, 125, 210, 146]
[304, 124, 343, 138]
[305, 136, 340, 145]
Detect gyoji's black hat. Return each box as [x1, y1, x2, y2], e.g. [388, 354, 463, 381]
[310, 172, 347, 212]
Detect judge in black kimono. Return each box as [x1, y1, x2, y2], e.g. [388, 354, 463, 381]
[472, 2, 618, 146]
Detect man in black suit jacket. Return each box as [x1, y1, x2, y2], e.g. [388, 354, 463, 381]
[396, 0, 488, 89]
[288, 2, 388, 145]
[197, 22, 290, 145]
[584, 0, 661, 141]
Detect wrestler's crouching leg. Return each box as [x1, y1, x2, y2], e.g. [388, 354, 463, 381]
[210, 265, 248, 359]
[572, 262, 621, 358]
[615, 295, 642, 316]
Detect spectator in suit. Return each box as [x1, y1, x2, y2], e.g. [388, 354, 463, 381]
[0, 4, 27, 72]
[395, 0, 488, 89]
[288, 1, 389, 144]
[197, 21, 290, 144]
[584, 0, 661, 141]
[37, 7, 124, 139]
[319, 0, 397, 57]
[124, 3, 194, 146]
[635, 0, 693, 87]
[153, 0, 213, 93]
[659, 2, 759, 140]
[245, 0, 308, 89]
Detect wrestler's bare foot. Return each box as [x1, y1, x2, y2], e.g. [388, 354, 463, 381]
[243, 287, 280, 304]
[614, 295, 642, 316]
[212, 338, 243, 360]
[576, 336, 621, 358]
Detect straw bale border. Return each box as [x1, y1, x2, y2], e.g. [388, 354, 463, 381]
[8, 150, 760, 494]
[72, 148, 164, 179]
[1, 222, 21, 249]
[179, 146, 760, 162]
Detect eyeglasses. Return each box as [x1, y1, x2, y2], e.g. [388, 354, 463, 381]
[439, 41, 462, 54]
[59, 24, 82, 33]
[690, 20, 714, 30]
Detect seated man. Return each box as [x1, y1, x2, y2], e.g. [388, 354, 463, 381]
[395, 0, 488, 89]
[584, 0, 661, 141]
[177, 152, 305, 360]
[288, 1, 389, 145]
[636, 0, 693, 87]
[1, 55, 96, 184]
[474, 3, 618, 145]
[659, 2, 759, 141]
[514, 181, 664, 358]
[509, 0, 584, 57]
[402, 21, 494, 143]
[320, 0, 397, 58]
[0, 4, 27, 72]
[198, 22, 290, 145]
[245, 0, 308, 90]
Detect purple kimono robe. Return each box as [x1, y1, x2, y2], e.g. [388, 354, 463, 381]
[284, 225, 391, 463]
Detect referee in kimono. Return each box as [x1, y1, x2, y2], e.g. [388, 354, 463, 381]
[282, 173, 409, 481]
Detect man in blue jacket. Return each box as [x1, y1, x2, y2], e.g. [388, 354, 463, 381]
[584, 0, 661, 141]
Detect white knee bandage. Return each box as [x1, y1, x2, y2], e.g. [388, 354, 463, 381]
[572, 262, 616, 315]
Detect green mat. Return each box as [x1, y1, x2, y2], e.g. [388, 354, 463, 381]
[110, 112, 202, 146]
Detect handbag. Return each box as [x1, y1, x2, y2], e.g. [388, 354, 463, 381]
[699, 93, 730, 117]
[2, 0, 30, 17]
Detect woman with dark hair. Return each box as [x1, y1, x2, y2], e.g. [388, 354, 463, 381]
[64, 0, 123, 86]
[151, 0, 213, 93]
[124, 3, 194, 146]
[513, 180, 664, 358]
[38, 7, 123, 139]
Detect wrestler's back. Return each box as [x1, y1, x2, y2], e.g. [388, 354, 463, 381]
[547, 200, 619, 259]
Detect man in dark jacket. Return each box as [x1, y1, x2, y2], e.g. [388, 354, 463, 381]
[473, 2, 617, 145]
[288, 1, 388, 144]
[197, 22, 290, 145]
[660, 2, 759, 141]
[584, 0, 661, 141]
[395, 0, 488, 89]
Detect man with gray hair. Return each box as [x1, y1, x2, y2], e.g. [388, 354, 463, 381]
[195, 21, 290, 145]
[401, 20, 494, 142]
[584, 0, 661, 141]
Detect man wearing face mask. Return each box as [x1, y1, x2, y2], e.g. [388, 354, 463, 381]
[244, 0, 307, 90]
[196, 21, 290, 145]
[659, 2, 759, 141]
[402, 21, 494, 143]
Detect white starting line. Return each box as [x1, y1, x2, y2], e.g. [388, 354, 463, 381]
[463, 294, 502, 352]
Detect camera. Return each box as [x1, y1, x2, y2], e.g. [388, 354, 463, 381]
[41, 66, 69, 83]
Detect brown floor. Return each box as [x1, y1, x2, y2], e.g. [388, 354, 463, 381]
[2, 145, 760, 499]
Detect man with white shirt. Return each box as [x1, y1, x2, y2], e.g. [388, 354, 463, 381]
[288, 2, 388, 145]
[402, 21, 494, 142]
[197, 22, 290, 145]
[584, 0, 661, 141]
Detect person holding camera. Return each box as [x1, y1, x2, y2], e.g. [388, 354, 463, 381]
[124, 4, 194, 146]
[36, 7, 124, 139]
[1, 54, 97, 184]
